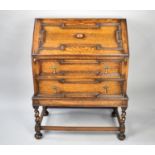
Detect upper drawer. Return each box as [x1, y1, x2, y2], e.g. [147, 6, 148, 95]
[38, 59, 123, 79]
[32, 19, 129, 56]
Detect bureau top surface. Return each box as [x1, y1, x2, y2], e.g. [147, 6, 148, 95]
[32, 18, 129, 57]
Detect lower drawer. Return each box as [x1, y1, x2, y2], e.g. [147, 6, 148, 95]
[38, 79, 123, 97]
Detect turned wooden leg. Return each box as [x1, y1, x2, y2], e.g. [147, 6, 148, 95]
[34, 106, 42, 139]
[111, 108, 117, 117]
[118, 107, 127, 140]
[43, 106, 49, 116]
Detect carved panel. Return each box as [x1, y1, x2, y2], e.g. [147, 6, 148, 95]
[37, 22, 123, 52]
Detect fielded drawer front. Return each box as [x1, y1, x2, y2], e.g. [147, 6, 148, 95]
[38, 80, 123, 96]
[32, 18, 129, 140]
[42, 25, 118, 48]
[38, 59, 123, 78]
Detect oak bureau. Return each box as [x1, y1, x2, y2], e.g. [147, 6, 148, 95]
[31, 18, 129, 140]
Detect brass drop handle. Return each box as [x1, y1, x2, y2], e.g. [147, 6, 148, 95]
[75, 33, 85, 39]
[104, 66, 110, 74]
[50, 65, 57, 74]
[103, 86, 108, 94]
[52, 86, 57, 93]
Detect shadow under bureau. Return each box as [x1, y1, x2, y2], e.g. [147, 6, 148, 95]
[31, 18, 129, 140]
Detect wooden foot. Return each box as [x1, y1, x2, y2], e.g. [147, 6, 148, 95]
[34, 106, 42, 139]
[43, 106, 49, 116]
[35, 132, 42, 139]
[118, 133, 126, 140]
[118, 107, 127, 141]
[111, 108, 117, 117]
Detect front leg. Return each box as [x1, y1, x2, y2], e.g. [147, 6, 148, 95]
[33, 106, 42, 139]
[43, 106, 49, 116]
[118, 107, 127, 140]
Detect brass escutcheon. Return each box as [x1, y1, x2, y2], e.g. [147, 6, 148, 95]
[104, 66, 110, 74]
[52, 86, 57, 93]
[103, 86, 109, 94]
[50, 65, 57, 74]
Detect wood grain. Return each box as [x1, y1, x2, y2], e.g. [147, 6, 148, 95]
[31, 18, 129, 140]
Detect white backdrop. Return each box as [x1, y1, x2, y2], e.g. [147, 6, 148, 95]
[0, 11, 155, 144]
